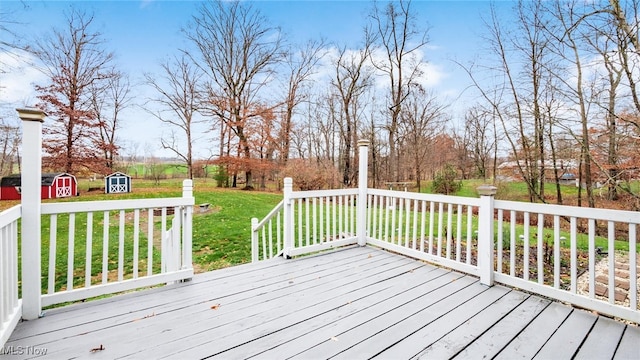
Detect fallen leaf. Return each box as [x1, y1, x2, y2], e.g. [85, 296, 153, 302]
[211, 304, 221, 310]
[90, 345, 105, 353]
[330, 336, 339, 341]
[368, 254, 373, 258]
[132, 312, 155, 322]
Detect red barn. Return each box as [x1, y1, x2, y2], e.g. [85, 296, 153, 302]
[0, 173, 78, 200]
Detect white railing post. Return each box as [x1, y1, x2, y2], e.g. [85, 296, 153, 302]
[251, 218, 259, 262]
[477, 185, 497, 286]
[181, 179, 193, 272]
[17, 108, 45, 320]
[283, 177, 293, 258]
[357, 139, 369, 246]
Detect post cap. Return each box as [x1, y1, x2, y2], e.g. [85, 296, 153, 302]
[357, 139, 370, 147]
[16, 108, 46, 122]
[477, 185, 497, 196]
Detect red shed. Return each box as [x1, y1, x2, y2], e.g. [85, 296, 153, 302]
[0, 173, 78, 200]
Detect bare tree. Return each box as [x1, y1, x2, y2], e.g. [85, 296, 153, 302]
[0, 122, 20, 176]
[332, 41, 374, 186]
[90, 71, 131, 173]
[186, 0, 283, 188]
[279, 40, 326, 164]
[608, 0, 640, 116]
[463, 1, 555, 203]
[144, 55, 202, 179]
[399, 89, 448, 190]
[463, 106, 496, 181]
[547, 0, 597, 207]
[370, 0, 429, 182]
[32, 9, 116, 174]
[0, 4, 29, 78]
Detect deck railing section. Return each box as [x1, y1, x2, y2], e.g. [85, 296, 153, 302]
[37, 180, 195, 307]
[251, 178, 360, 261]
[251, 200, 284, 262]
[252, 140, 638, 323]
[287, 187, 360, 257]
[365, 189, 481, 276]
[0, 205, 21, 348]
[492, 199, 639, 323]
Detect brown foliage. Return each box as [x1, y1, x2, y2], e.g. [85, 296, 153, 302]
[283, 159, 339, 190]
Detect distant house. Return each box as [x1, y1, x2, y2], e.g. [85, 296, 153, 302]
[558, 173, 576, 185]
[0, 173, 78, 200]
[105, 172, 131, 194]
[497, 159, 579, 182]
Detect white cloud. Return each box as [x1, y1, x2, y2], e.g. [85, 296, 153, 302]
[306, 45, 449, 92]
[0, 50, 45, 107]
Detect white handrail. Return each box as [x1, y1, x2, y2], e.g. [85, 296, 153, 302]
[0, 205, 22, 348]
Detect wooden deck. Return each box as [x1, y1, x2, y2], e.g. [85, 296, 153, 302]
[2, 246, 639, 359]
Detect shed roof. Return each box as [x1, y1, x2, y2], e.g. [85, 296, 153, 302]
[105, 172, 131, 178]
[0, 173, 73, 187]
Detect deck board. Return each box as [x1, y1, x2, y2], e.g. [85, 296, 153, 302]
[493, 302, 572, 359]
[574, 316, 627, 360]
[409, 290, 532, 359]
[1, 246, 637, 360]
[451, 296, 551, 359]
[614, 325, 640, 359]
[534, 308, 598, 359]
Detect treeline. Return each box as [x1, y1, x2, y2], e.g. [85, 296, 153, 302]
[0, 0, 639, 209]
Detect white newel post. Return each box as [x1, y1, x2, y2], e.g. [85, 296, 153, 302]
[17, 108, 46, 320]
[182, 179, 193, 272]
[477, 185, 497, 286]
[357, 139, 369, 246]
[283, 177, 293, 258]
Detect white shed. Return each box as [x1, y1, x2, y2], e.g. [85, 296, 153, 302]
[105, 172, 132, 194]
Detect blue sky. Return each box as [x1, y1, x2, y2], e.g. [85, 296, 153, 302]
[1, 0, 506, 157]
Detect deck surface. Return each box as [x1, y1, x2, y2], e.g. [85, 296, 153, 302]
[2, 246, 639, 359]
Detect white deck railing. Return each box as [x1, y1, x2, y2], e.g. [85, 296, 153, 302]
[365, 189, 482, 277]
[492, 199, 638, 323]
[1, 109, 197, 348]
[252, 141, 639, 324]
[0, 205, 22, 348]
[0, 183, 195, 349]
[251, 179, 360, 261]
[39, 184, 195, 307]
[251, 200, 284, 262]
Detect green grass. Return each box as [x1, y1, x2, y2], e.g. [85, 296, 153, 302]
[191, 189, 281, 270]
[420, 179, 587, 203]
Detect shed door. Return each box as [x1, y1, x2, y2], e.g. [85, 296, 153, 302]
[109, 176, 127, 193]
[56, 177, 72, 197]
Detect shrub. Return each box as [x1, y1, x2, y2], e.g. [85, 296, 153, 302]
[214, 167, 229, 188]
[431, 164, 462, 195]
